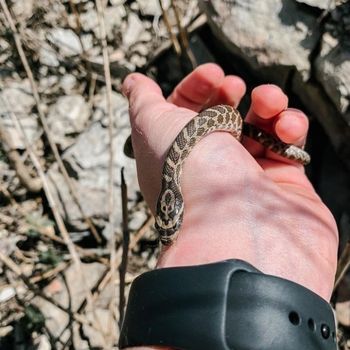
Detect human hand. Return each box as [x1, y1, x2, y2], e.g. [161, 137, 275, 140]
[122, 63, 338, 315]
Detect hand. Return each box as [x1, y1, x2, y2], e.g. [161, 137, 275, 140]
[122, 63, 338, 350]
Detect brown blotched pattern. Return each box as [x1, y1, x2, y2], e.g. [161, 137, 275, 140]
[155, 105, 310, 246]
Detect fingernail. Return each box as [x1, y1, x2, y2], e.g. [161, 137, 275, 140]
[122, 75, 136, 98]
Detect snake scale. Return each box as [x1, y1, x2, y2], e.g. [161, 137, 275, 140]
[154, 105, 310, 245]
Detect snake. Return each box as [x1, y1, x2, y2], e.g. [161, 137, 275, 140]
[153, 104, 310, 246]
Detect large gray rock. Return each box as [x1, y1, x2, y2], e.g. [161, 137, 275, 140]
[47, 92, 139, 236]
[316, 32, 350, 120]
[292, 74, 350, 159]
[200, 0, 350, 167]
[295, 0, 335, 9]
[315, 1, 350, 122]
[199, 0, 320, 84]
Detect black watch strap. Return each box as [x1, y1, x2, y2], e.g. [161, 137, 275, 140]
[119, 259, 336, 350]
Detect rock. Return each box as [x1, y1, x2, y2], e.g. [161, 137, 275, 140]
[296, 0, 335, 10]
[336, 300, 350, 327]
[59, 74, 77, 94]
[32, 263, 106, 340]
[315, 33, 350, 119]
[123, 12, 145, 48]
[129, 210, 148, 231]
[130, 53, 147, 67]
[199, 0, 320, 84]
[0, 79, 39, 150]
[200, 0, 350, 168]
[63, 263, 106, 310]
[0, 287, 15, 303]
[48, 28, 82, 57]
[47, 95, 90, 149]
[31, 296, 69, 339]
[139, 30, 153, 43]
[292, 75, 350, 163]
[43, 1, 66, 24]
[79, 9, 98, 32]
[92, 89, 129, 126]
[39, 75, 59, 91]
[39, 43, 59, 67]
[0, 79, 35, 116]
[0, 326, 13, 338]
[81, 33, 94, 51]
[0, 113, 39, 150]
[110, 0, 126, 5]
[36, 335, 51, 350]
[47, 92, 139, 234]
[80, 6, 126, 40]
[136, 0, 165, 16]
[11, 0, 34, 20]
[83, 309, 118, 348]
[132, 43, 150, 56]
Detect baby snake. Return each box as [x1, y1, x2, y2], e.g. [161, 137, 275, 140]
[154, 104, 310, 245]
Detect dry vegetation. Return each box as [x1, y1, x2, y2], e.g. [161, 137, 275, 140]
[0, 0, 349, 349]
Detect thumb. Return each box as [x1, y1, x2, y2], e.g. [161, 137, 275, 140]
[122, 73, 172, 127]
[122, 73, 178, 212]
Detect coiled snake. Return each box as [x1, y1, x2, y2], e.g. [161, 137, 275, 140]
[152, 105, 310, 245]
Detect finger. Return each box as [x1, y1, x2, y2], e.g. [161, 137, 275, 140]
[167, 63, 225, 111]
[274, 108, 309, 147]
[207, 75, 246, 108]
[243, 84, 289, 158]
[245, 84, 289, 129]
[122, 73, 173, 126]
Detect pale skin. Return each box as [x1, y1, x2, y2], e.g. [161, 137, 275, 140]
[122, 63, 339, 350]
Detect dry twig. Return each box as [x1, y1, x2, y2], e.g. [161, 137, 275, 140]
[140, 13, 206, 73]
[0, 124, 42, 193]
[0, 251, 70, 316]
[119, 168, 130, 328]
[171, 0, 197, 68]
[95, 0, 117, 345]
[159, 0, 181, 55]
[129, 216, 154, 251]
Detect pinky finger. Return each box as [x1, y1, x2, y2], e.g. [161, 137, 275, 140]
[273, 108, 309, 148]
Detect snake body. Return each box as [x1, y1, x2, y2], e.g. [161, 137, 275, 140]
[155, 105, 310, 245]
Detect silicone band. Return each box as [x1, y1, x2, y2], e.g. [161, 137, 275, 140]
[119, 259, 336, 350]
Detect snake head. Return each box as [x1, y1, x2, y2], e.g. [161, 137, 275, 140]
[155, 218, 182, 246]
[155, 199, 183, 245]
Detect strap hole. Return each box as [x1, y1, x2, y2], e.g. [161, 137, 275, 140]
[321, 324, 330, 339]
[307, 318, 315, 331]
[289, 311, 300, 326]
